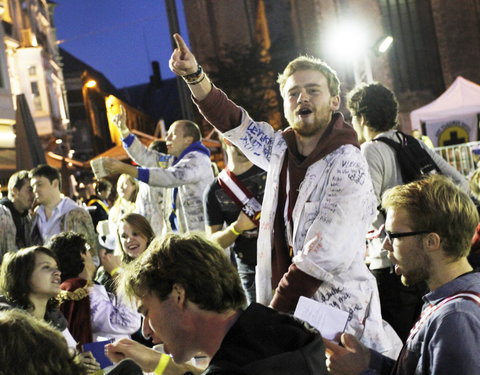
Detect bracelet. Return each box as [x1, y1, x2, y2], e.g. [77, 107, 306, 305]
[187, 73, 206, 85]
[230, 225, 242, 236]
[153, 353, 171, 375]
[182, 65, 203, 83]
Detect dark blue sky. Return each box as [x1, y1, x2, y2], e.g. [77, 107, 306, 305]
[53, 0, 189, 88]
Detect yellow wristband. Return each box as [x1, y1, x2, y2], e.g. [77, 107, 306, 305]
[154, 353, 171, 375]
[230, 225, 242, 236]
[110, 267, 120, 277]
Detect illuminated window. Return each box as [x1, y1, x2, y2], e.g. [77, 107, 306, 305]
[30, 81, 42, 111]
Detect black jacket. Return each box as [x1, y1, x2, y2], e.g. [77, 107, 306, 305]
[203, 303, 328, 375]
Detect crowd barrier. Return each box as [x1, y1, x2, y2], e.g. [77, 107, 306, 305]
[434, 141, 480, 176]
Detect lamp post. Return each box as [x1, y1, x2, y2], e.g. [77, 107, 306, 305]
[165, 0, 194, 121]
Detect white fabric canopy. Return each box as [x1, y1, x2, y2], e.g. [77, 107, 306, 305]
[410, 76, 480, 130]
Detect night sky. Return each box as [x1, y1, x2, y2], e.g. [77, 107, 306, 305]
[53, 0, 189, 88]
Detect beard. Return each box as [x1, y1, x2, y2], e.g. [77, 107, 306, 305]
[401, 245, 431, 287]
[288, 107, 333, 137]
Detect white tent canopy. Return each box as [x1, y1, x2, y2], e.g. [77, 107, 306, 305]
[410, 76, 480, 130]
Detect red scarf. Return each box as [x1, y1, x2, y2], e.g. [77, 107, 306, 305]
[59, 278, 93, 346]
[272, 112, 359, 289]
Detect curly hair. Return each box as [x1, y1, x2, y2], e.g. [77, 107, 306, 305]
[346, 82, 398, 132]
[47, 232, 87, 281]
[0, 309, 85, 375]
[0, 247, 59, 313]
[119, 232, 247, 313]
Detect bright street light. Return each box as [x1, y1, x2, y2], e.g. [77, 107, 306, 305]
[324, 21, 369, 60]
[85, 79, 97, 88]
[376, 35, 394, 54]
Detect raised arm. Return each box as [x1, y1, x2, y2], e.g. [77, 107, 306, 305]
[169, 33, 212, 101]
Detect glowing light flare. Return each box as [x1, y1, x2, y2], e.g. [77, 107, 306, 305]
[377, 35, 394, 53]
[85, 80, 97, 88]
[324, 21, 370, 61]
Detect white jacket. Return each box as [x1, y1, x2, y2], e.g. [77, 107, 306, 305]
[224, 111, 401, 357]
[124, 135, 214, 233]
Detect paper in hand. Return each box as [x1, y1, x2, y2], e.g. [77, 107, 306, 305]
[294, 296, 349, 342]
[82, 339, 114, 369]
[91, 158, 108, 179]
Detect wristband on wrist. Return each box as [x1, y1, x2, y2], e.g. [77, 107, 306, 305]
[154, 353, 171, 375]
[230, 225, 242, 236]
[187, 73, 206, 85]
[182, 65, 203, 83]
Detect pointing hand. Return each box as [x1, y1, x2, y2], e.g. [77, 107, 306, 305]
[169, 33, 198, 76]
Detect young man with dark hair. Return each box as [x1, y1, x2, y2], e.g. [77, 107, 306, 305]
[0, 170, 34, 261]
[346, 82, 468, 341]
[29, 164, 98, 252]
[107, 232, 329, 374]
[325, 175, 480, 375]
[168, 34, 401, 356]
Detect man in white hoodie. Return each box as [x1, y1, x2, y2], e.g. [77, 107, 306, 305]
[29, 164, 97, 252]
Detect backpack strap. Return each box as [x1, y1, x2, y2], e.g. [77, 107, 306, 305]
[375, 131, 441, 181]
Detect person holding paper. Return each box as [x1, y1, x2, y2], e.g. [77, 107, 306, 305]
[102, 110, 214, 234]
[108, 232, 329, 374]
[168, 33, 400, 357]
[325, 175, 480, 375]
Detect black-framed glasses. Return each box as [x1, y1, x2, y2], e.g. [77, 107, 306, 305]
[380, 224, 429, 243]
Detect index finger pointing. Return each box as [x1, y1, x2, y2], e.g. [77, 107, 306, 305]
[173, 33, 188, 53]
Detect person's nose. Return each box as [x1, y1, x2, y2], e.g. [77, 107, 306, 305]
[297, 89, 310, 104]
[382, 237, 393, 252]
[141, 316, 153, 339]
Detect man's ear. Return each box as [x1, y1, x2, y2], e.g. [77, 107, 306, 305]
[52, 179, 60, 190]
[423, 232, 441, 252]
[330, 95, 340, 111]
[172, 283, 187, 307]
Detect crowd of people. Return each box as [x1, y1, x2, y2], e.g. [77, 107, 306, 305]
[0, 32, 479, 375]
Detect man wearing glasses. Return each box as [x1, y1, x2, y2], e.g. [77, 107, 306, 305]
[346, 83, 468, 342]
[325, 175, 480, 375]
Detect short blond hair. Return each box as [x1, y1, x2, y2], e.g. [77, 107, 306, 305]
[382, 175, 478, 259]
[469, 168, 480, 200]
[277, 56, 340, 97]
